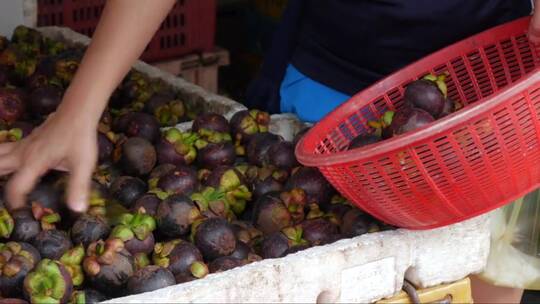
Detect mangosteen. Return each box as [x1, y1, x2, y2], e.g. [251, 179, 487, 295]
[10, 204, 61, 243]
[120, 137, 157, 176]
[117, 71, 152, 105]
[439, 97, 457, 118]
[324, 203, 352, 226]
[194, 218, 237, 261]
[230, 109, 270, 146]
[10, 121, 34, 138]
[97, 132, 114, 164]
[231, 221, 262, 246]
[27, 182, 61, 213]
[301, 218, 340, 246]
[392, 107, 435, 135]
[174, 273, 198, 284]
[253, 176, 283, 200]
[280, 188, 308, 224]
[156, 165, 199, 197]
[148, 164, 176, 188]
[340, 209, 380, 238]
[110, 210, 156, 255]
[53, 51, 81, 85]
[252, 192, 292, 235]
[0, 242, 41, 298]
[59, 245, 85, 287]
[144, 93, 185, 126]
[133, 253, 150, 271]
[23, 259, 73, 304]
[83, 239, 135, 295]
[229, 241, 252, 260]
[131, 194, 161, 217]
[246, 133, 283, 167]
[32, 229, 72, 260]
[348, 134, 381, 150]
[192, 112, 230, 133]
[126, 265, 175, 295]
[209, 257, 244, 273]
[0, 207, 14, 239]
[404, 79, 446, 117]
[70, 289, 108, 304]
[110, 176, 147, 208]
[191, 187, 233, 220]
[156, 195, 201, 238]
[156, 129, 199, 166]
[152, 240, 207, 279]
[0, 88, 26, 123]
[204, 166, 252, 215]
[260, 232, 289, 259]
[70, 214, 110, 248]
[197, 141, 236, 169]
[286, 167, 335, 205]
[284, 244, 310, 256]
[28, 85, 62, 117]
[267, 141, 299, 171]
[115, 112, 160, 143]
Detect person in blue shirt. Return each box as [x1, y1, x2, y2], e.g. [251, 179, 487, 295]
[246, 0, 536, 123]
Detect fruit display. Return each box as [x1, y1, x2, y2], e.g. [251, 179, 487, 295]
[347, 74, 461, 150]
[0, 26, 394, 302]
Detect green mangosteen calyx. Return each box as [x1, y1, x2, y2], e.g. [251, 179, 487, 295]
[423, 73, 448, 98]
[281, 226, 309, 247]
[164, 128, 199, 165]
[31, 203, 61, 231]
[59, 245, 85, 287]
[0, 127, 23, 143]
[280, 188, 307, 223]
[23, 259, 73, 304]
[0, 207, 14, 238]
[110, 209, 156, 242]
[191, 187, 234, 220]
[0, 242, 38, 277]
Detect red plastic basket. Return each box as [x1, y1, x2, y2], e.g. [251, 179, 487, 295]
[296, 16, 540, 230]
[36, 0, 216, 62]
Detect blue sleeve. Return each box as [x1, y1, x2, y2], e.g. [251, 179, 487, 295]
[244, 0, 306, 113]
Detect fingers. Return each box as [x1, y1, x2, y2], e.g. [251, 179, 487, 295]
[0, 142, 17, 156]
[66, 154, 97, 213]
[0, 153, 21, 176]
[5, 159, 47, 210]
[529, 19, 540, 45]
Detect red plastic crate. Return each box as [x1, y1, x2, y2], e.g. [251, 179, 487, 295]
[36, 0, 216, 62]
[296, 17, 540, 230]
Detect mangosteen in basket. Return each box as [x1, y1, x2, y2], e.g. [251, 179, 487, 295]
[252, 176, 283, 201]
[70, 213, 110, 248]
[148, 164, 176, 189]
[131, 194, 161, 217]
[195, 129, 236, 169]
[32, 229, 72, 260]
[156, 195, 201, 238]
[286, 167, 335, 206]
[391, 107, 435, 135]
[194, 218, 237, 261]
[228, 241, 253, 261]
[156, 128, 199, 166]
[83, 238, 135, 295]
[0, 88, 26, 123]
[209, 257, 244, 273]
[114, 112, 160, 143]
[117, 71, 152, 106]
[126, 265, 175, 295]
[259, 232, 289, 259]
[23, 259, 73, 304]
[0, 242, 41, 298]
[110, 209, 156, 255]
[267, 141, 299, 172]
[252, 192, 292, 235]
[97, 132, 114, 164]
[28, 85, 62, 117]
[230, 109, 270, 147]
[404, 75, 447, 118]
[120, 137, 157, 176]
[439, 97, 458, 118]
[10, 204, 61, 243]
[59, 245, 85, 287]
[347, 134, 382, 150]
[192, 112, 230, 134]
[70, 289, 108, 304]
[155, 165, 199, 197]
[110, 176, 147, 208]
[246, 132, 283, 167]
[152, 239, 208, 279]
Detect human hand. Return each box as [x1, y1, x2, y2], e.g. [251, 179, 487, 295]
[0, 104, 98, 213]
[529, 4, 540, 44]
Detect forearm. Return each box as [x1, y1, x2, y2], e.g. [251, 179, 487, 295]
[58, 0, 176, 124]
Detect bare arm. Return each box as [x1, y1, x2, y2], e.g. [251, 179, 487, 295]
[1, 0, 176, 212]
[529, 0, 540, 44]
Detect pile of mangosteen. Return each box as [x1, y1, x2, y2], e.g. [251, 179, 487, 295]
[0, 26, 393, 303]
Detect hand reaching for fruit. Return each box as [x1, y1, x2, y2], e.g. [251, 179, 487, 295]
[529, 0, 540, 44]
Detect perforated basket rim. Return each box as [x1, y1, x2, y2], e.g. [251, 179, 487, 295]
[295, 16, 539, 167]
